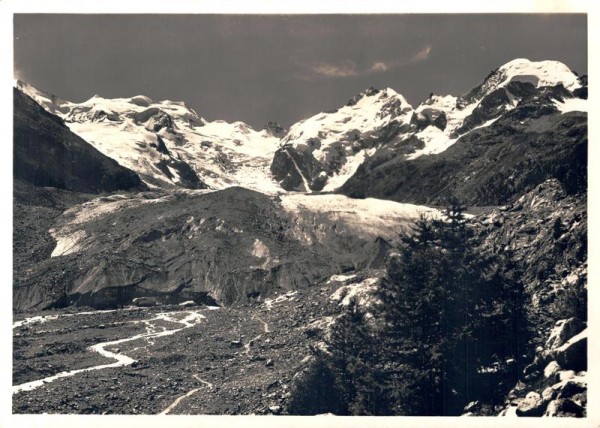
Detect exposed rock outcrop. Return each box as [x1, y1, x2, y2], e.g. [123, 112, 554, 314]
[479, 179, 586, 312]
[497, 318, 587, 418]
[464, 180, 587, 418]
[263, 121, 287, 138]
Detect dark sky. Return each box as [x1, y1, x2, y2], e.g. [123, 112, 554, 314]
[14, 14, 587, 129]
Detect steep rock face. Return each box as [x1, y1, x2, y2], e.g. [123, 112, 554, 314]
[13, 180, 96, 310]
[271, 148, 326, 192]
[263, 121, 287, 138]
[471, 180, 587, 417]
[478, 179, 586, 311]
[14, 88, 145, 194]
[14, 187, 438, 312]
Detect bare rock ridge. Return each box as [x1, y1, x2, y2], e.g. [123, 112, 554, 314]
[463, 178, 587, 417]
[478, 179, 586, 311]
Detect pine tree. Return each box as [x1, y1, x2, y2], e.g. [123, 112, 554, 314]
[308, 201, 532, 416]
[328, 298, 391, 415]
[375, 211, 449, 415]
[374, 201, 531, 415]
[287, 347, 347, 415]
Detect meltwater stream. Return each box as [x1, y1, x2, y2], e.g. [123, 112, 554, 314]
[13, 309, 210, 395]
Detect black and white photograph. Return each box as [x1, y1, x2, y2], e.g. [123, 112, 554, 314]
[3, 2, 596, 425]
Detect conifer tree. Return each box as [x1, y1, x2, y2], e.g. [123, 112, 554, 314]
[292, 201, 531, 416]
[374, 201, 531, 415]
[328, 298, 390, 415]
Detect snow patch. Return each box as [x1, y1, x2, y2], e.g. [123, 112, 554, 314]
[13, 315, 59, 329]
[250, 239, 277, 269]
[326, 274, 357, 284]
[166, 166, 182, 183]
[553, 97, 587, 114]
[471, 116, 501, 131]
[50, 230, 87, 257]
[321, 148, 374, 192]
[408, 126, 458, 159]
[330, 277, 379, 307]
[410, 94, 480, 159]
[251, 239, 270, 259]
[263, 290, 299, 311]
[284, 150, 311, 192]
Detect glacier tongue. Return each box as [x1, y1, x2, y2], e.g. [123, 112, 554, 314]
[280, 193, 441, 244]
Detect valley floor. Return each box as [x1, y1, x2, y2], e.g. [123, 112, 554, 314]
[12, 282, 341, 415]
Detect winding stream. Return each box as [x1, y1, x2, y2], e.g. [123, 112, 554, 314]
[13, 309, 208, 395]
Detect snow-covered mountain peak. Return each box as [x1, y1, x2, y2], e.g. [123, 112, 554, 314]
[407, 59, 583, 160]
[273, 86, 415, 192]
[16, 55, 587, 197]
[15, 81, 283, 193]
[281, 86, 413, 153]
[350, 85, 404, 102]
[498, 58, 581, 89]
[470, 58, 581, 103]
[129, 95, 153, 107]
[69, 93, 202, 124]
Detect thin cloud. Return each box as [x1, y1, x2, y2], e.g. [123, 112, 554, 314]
[365, 45, 432, 74]
[410, 45, 432, 63]
[292, 45, 432, 81]
[294, 60, 359, 81]
[368, 62, 390, 73]
[311, 61, 359, 78]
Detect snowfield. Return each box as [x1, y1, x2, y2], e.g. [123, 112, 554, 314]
[282, 87, 412, 157]
[16, 81, 282, 194]
[553, 97, 588, 114]
[280, 88, 413, 190]
[481, 58, 582, 93]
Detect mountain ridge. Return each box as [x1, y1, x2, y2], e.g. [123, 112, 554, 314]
[16, 58, 587, 202]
